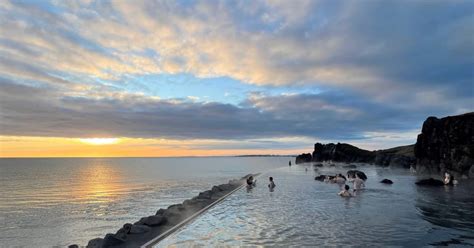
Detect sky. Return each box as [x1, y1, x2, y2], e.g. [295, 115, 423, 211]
[0, 0, 473, 157]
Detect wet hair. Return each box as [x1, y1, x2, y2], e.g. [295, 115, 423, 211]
[338, 174, 347, 180]
[344, 185, 350, 190]
[269, 177, 273, 181]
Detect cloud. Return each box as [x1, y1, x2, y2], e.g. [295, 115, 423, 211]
[2, 1, 472, 91]
[0, 0, 472, 151]
[1, 79, 462, 146]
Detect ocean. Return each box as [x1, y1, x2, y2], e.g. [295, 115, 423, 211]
[0, 157, 290, 247]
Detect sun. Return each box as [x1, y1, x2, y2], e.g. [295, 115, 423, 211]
[79, 138, 120, 145]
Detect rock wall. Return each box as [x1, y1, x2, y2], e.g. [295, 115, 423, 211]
[415, 112, 474, 178]
[295, 153, 312, 164]
[374, 145, 415, 169]
[312, 143, 375, 163]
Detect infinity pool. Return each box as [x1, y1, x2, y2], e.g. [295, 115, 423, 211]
[157, 164, 474, 247]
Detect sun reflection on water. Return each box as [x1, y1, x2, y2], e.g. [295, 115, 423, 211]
[73, 160, 125, 205]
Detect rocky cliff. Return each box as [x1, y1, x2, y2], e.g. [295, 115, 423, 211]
[312, 143, 375, 163]
[415, 112, 474, 178]
[295, 112, 473, 174]
[295, 142, 415, 168]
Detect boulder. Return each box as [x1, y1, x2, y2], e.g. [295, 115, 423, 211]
[211, 185, 223, 193]
[380, 179, 393, 184]
[130, 224, 151, 234]
[415, 178, 445, 186]
[217, 183, 234, 191]
[143, 215, 165, 226]
[314, 163, 324, 167]
[102, 233, 125, 247]
[68, 245, 79, 248]
[347, 170, 367, 181]
[155, 208, 166, 216]
[197, 190, 213, 200]
[314, 175, 326, 181]
[86, 238, 103, 248]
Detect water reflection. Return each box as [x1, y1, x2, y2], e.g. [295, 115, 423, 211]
[415, 183, 474, 231]
[73, 160, 125, 204]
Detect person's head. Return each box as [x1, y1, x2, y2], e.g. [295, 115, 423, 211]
[269, 177, 273, 181]
[345, 185, 350, 191]
[445, 172, 450, 177]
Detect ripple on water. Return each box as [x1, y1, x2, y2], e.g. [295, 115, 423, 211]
[158, 165, 474, 247]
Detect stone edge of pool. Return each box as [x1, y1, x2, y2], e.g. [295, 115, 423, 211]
[76, 173, 259, 248]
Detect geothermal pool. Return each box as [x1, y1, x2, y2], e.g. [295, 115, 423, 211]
[157, 164, 474, 247]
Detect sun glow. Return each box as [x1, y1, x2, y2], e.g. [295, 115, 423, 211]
[79, 138, 120, 145]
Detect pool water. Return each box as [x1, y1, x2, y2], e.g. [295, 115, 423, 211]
[157, 164, 474, 247]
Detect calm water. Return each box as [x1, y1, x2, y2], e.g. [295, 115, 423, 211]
[158, 164, 474, 247]
[0, 157, 291, 247]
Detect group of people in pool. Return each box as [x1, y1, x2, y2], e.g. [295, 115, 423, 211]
[321, 173, 366, 197]
[246, 175, 276, 191]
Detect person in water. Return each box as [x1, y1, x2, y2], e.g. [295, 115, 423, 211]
[334, 174, 346, 189]
[352, 174, 365, 192]
[247, 176, 256, 187]
[289, 160, 292, 166]
[444, 172, 458, 185]
[338, 184, 353, 197]
[268, 177, 276, 189]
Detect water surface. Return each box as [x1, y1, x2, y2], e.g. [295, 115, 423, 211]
[158, 164, 474, 247]
[0, 157, 290, 247]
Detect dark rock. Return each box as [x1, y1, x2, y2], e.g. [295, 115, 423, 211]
[155, 208, 165, 216]
[121, 223, 132, 234]
[380, 179, 393, 184]
[86, 238, 103, 248]
[102, 233, 125, 247]
[415, 178, 445, 186]
[183, 198, 209, 209]
[312, 143, 375, 163]
[304, 142, 416, 168]
[217, 183, 234, 191]
[415, 112, 474, 178]
[143, 215, 165, 226]
[314, 175, 326, 181]
[374, 145, 415, 168]
[347, 170, 367, 181]
[211, 185, 223, 193]
[130, 224, 151, 234]
[68, 245, 79, 248]
[197, 190, 213, 200]
[314, 163, 324, 167]
[167, 203, 185, 211]
[295, 153, 312, 164]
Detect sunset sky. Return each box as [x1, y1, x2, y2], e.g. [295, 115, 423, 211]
[0, 0, 473, 157]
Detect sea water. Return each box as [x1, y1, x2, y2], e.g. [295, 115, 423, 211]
[0, 157, 290, 247]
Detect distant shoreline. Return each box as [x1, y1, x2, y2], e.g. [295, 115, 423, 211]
[0, 155, 296, 159]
